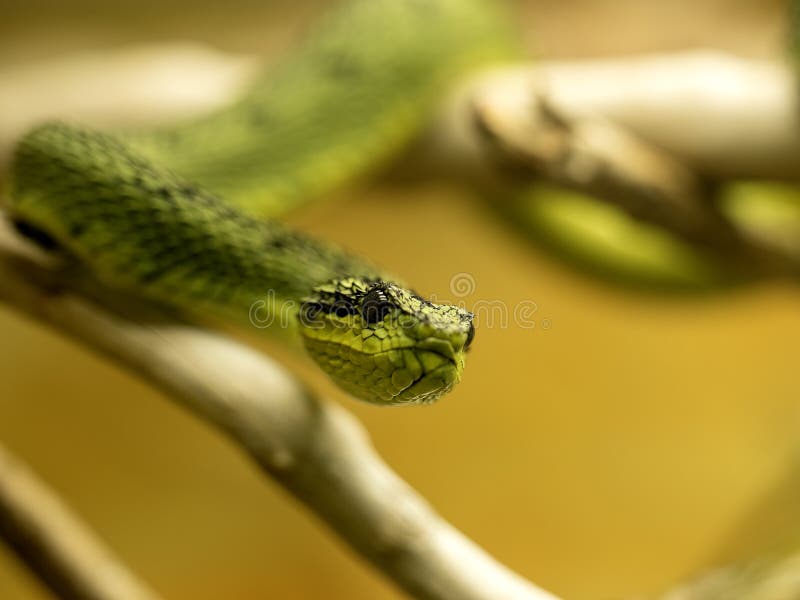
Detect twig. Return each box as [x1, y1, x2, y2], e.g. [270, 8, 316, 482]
[471, 86, 736, 248]
[459, 52, 800, 180]
[655, 551, 800, 600]
[469, 89, 794, 277]
[0, 442, 163, 600]
[0, 214, 559, 600]
[463, 60, 800, 277]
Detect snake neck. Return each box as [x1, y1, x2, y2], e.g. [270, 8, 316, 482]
[7, 122, 387, 328]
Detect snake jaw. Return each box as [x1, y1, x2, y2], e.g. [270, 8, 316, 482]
[299, 279, 473, 405]
[389, 343, 463, 405]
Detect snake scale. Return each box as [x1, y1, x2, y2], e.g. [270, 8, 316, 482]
[5, 0, 512, 405]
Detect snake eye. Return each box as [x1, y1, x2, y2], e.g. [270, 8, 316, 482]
[334, 306, 349, 318]
[464, 323, 476, 351]
[361, 288, 392, 325]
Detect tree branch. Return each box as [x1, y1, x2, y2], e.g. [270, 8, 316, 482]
[446, 54, 800, 278]
[467, 79, 800, 278]
[0, 442, 163, 600]
[2, 46, 799, 179]
[461, 52, 800, 180]
[0, 213, 559, 600]
[0, 42, 259, 172]
[655, 551, 800, 600]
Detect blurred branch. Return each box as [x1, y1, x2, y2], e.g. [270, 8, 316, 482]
[655, 551, 800, 600]
[2, 45, 799, 180]
[0, 213, 559, 600]
[468, 77, 800, 278]
[456, 52, 800, 180]
[0, 442, 162, 600]
[0, 43, 260, 171]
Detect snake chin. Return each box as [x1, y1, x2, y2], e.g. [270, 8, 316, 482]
[389, 346, 462, 405]
[305, 343, 465, 406]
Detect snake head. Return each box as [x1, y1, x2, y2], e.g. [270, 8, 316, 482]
[299, 278, 474, 405]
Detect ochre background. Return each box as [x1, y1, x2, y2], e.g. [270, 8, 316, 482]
[0, 1, 798, 599]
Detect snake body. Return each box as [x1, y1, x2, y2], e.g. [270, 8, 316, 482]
[5, 0, 508, 405]
[131, 0, 513, 216]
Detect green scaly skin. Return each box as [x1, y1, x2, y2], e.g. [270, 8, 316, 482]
[130, 0, 514, 216]
[5, 0, 502, 405]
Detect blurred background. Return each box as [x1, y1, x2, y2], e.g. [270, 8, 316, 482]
[0, 0, 798, 599]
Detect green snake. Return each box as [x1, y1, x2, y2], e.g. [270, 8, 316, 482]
[4, 0, 511, 405]
[6, 0, 798, 405]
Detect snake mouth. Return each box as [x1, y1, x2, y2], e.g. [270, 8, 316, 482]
[390, 340, 463, 405]
[302, 333, 465, 405]
[393, 361, 460, 404]
[414, 337, 460, 362]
